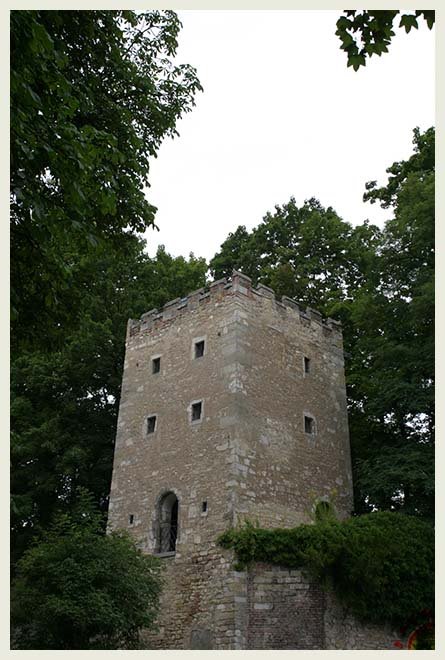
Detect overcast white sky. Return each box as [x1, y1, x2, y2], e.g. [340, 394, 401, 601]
[143, 10, 435, 262]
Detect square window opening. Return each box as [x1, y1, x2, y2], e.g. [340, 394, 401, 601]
[195, 340, 205, 359]
[152, 357, 161, 374]
[191, 401, 202, 422]
[304, 415, 314, 435]
[304, 357, 311, 373]
[147, 416, 157, 434]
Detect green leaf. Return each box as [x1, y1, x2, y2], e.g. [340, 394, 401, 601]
[348, 53, 366, 71]
[399, 14, 419, 33]
[423, 11, 435, 30]
[86, 233, 99, 247]
[336, 16, 352, 30]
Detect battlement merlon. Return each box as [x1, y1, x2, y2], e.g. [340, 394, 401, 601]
[126, 270, 343, 343]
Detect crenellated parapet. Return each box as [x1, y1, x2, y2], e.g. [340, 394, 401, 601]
[127, 270, 342, 341]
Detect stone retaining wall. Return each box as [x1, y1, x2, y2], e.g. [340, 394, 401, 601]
[243, 562, 399, 650]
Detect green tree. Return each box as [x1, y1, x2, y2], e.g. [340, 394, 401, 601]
[10, 10, 202, 326]
[349, 127, 434, 518]
[11, 490, 163, 649]
[210, 197, 381, 313]
[336, 10, 435, 70]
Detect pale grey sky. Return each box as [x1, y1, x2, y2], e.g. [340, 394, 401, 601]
[143, 10, 435, 261]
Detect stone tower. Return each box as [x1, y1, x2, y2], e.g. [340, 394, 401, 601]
[107, 271, 354, 649]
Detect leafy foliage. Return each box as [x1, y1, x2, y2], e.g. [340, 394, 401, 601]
[218, 513, 434, 628]
[349, 127, 434, 518]
[10, 10, 202, 324]
[11, 490, 163, 649]
[210, 197, 380, 312]
[336, 10, 435, 70]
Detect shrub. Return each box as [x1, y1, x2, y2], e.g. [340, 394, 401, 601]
[11, 491, 163, 649]
[218, 512, 434, 628]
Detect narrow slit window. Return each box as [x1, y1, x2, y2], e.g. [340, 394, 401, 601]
[195, 340, 205, 359]
[202, 501, 207, 513]
[129, 514, 134, 525]
[147, 415, 157, 434]
[304, 357, 311, 374]
[152, 357, 161, 374]
[191, 401, 202, 422]
[304, 415, 314, 435]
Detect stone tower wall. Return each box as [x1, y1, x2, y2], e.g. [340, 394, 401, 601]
[108, 271, 354, 649]
[108, 279, 238, 553]
[223, 274, 353, 529]
[108, 276, 248, 648]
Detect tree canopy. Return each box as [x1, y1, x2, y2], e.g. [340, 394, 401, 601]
[350, 127, 434, 518]
[335, 10, 435, 70]
[10, 10, 202, 326]
[210, 196, 380, 311]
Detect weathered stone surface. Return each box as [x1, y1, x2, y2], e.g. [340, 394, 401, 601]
[190, 628, 213, 649]
[244, 564, 399, 650]
[108, 271, 392, 649]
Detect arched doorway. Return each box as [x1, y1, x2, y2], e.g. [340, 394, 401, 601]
[158, 491, 179, 553]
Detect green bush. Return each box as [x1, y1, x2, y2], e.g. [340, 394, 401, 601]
[11, 491, 163, 649]
[218, 512, 434, 628]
